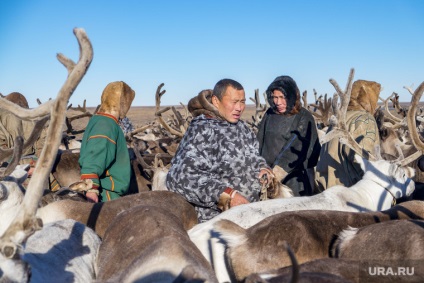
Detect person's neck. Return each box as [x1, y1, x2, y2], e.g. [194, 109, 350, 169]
[103, 110, 119, 120]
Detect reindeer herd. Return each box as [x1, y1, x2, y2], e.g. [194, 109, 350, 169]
[1, 28, 424, 282]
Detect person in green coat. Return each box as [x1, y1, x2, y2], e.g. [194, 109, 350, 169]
[79, 81, 135, 202]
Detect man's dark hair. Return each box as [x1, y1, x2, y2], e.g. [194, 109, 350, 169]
[212, 79, 244, 100]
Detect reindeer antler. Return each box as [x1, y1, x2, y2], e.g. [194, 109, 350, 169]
[248, 89, 267, 129]
[301, 90, 308, 108]
[310, 93, 333, 126]
[320, 68, 377, 161]
[154, 83, 186, 138]
[400, 81, 424, 166]
[379, 93, 404, 124]
[0, 28, 93, 259]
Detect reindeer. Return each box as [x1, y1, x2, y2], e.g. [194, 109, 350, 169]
[188, 69, 418, 283]
[213, 200, 424, 281]
[332, 219, 424, 261]
[37, 190, 198, 238]
[243, 244, 353, 283]
[329, 219, 424, 283]
[95, 204, 218, 283]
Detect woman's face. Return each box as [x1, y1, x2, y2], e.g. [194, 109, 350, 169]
[272, 89, 287, 114]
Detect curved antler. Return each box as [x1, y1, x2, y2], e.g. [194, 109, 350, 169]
[321, 68, 377, 161]
[0, 28, 93, 258]
[399, 81, 424, 166]
[379, 93, 404, 124]
[154, 83, 185, 138]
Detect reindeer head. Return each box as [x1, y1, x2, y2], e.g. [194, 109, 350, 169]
[355, 154, 415, 198]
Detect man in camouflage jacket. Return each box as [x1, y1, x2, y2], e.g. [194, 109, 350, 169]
[166, 79, 272, 222]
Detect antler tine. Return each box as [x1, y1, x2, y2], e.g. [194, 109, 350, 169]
[407, 81, 424, 152]
[389, 92, 405, 116]
[397, 82, 424, 166]
[329, 68, 354, 130]
[179, 102, 190, 119]
[170, 106, 188, 135]
[403, 85, 414, 95]
[0, 28, 93, 259]
[155, 83, 166, 114]
[154, 83, 184, 138]
[68, 99, 89, 113]
[249, 89, 267, 128]
[393, 144, 405, 162]
[381, 93, 403, 123]
[331, 93, 339, 116]
[309, 93, 333, 126]
[132, 140, 153, 174]
[252, 89, 266, 111]
[302, 90, 308, 107]
[263, 91, 270, 108]
[57, 53, 76, 75]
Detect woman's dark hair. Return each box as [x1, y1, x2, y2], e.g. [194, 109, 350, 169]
[212, 79, 244, 100]
[266, 76, 301, 115]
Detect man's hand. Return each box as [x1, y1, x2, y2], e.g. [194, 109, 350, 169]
[86, 192, 99, 203]
[218, 188, 250, 211]
[259, 168, 273, 184]
[230, 192, 250, 207]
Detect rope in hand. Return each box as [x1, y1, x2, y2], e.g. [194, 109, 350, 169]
[260, 174, 270, 201]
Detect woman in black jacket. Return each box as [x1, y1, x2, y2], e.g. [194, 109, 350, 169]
[257, 75, 321, 196]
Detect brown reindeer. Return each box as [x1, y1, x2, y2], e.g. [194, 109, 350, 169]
[96, 204, 218, 282]
[214, 200, 424, 281]
[37, 190, 198, 238]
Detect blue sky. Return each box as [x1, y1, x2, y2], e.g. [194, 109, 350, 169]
[0, 0, 423, 107]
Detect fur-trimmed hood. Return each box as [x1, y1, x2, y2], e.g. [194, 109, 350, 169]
[266, 76, 301, 115]
[187, 89, 222, 119]
[98, 81, 135, 119]
[348, 80, 381, 114]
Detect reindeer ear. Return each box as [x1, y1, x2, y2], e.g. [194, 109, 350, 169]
[354, 154, 369, 171]
[9, 164, 30, 186]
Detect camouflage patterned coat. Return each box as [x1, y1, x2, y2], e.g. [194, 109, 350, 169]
[166, 115, 269, 222]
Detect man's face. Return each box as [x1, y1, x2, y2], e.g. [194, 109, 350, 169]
[272, 89, 287, 114]
[212, 86, 246, 123]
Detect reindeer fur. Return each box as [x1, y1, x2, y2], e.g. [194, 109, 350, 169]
[96, 205, 218, 283]
[37, 190, 198, 238]
[214, 200, 424, 281]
